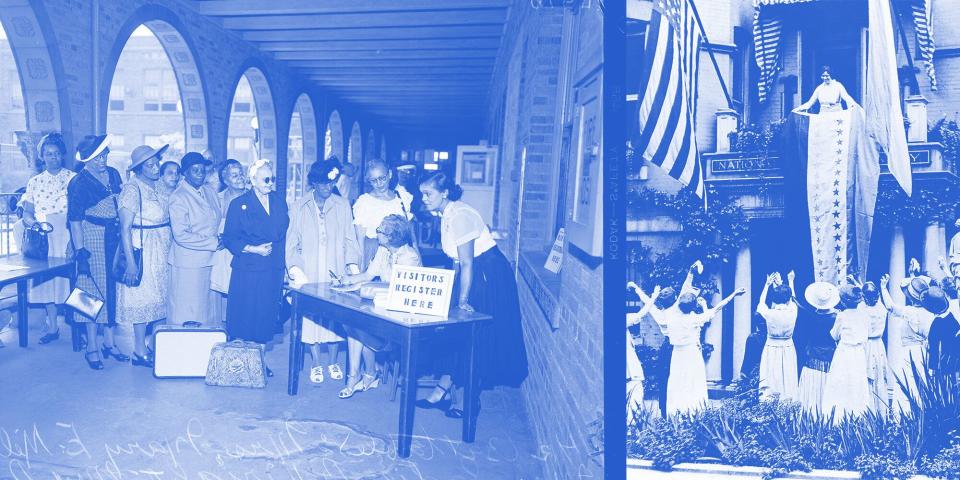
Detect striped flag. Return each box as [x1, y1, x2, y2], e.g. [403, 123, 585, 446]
[752, 7, 782, 104]
[911, 0, 937, 90]
[636, 0, 703, 197]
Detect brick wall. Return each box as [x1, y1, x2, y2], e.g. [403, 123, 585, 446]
[487, 2, 605, 478]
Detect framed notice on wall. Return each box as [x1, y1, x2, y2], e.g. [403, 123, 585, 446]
[567, 73, 603, 258]
[456, 145, 498, 227]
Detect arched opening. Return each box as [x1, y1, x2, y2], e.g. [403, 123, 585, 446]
[324, 110, 343, 162]
[365, 129, 377, 162]
[286, 93, 317, 202]
[106, 25, 188, 174]
[0, 21, 30, 192]
[348, 121, 362, 197]
[227, 67, 277, 171]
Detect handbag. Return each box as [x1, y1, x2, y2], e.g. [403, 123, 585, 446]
[204, 340, 267, 388]
[64, 273, 105, 320]
[22, 221, 53, 260]
[112, 185, 144, 286]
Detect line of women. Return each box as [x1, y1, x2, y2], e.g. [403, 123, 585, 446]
[626, 257, 960, 423]
[23, 132, 529, 411]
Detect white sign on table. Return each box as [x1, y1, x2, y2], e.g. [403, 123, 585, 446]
[385, 265, 456, 318]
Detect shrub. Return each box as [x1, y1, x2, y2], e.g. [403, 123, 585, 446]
[631, 414, 706, 470]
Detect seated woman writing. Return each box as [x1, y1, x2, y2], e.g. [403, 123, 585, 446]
[793, 65, 860, 114]
[338, 214, 421, 399]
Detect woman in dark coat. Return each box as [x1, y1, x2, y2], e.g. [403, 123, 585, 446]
[222, 159, 289, 374]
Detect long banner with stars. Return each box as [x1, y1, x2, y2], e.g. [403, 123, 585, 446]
[793, 107, 879, 286]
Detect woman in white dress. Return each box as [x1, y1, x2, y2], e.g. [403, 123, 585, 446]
[352, 160, 414, 269]
[116, 145, 172, 367]
[627, 283, 659, 425]
[639, 286, 745, 416]
[757, 272, 799, 402]
[19, 133, 74, 344]
[821, 286, 870, 423]
[210, 160, 247, 327]
[287, 158, 361, 384]
[859, 282, 890, 414]
[880, 274, 935, 417]
[794, 65, 860, 113]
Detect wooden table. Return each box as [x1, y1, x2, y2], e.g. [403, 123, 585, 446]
[286, 283, 491, 458]
[0, 256, 74, 348]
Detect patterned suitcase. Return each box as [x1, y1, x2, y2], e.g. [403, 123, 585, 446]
[204, 340, 267, 388]
[153, 324, 227, 378]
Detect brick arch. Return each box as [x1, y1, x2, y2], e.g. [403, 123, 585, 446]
[324, 110, 344, 162]
[285, 93, 317, 199]
[99, 5, 209, 154]
[0, 1, 70, 150]
[230, 64, 278, 166]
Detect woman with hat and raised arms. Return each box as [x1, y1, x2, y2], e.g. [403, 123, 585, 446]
[821, 285, 870, 423]
[20, 133, 74, 345]
[880, 267, 936, 417]
[67, 134, 128, 369]
[794, 281, 840, 415]
[116, 144, 172, 367]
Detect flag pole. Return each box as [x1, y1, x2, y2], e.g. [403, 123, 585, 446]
[687, 0, 736, 111]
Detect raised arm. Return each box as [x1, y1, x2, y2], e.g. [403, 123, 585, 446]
[707, 287, 747, 318]
[879, 274, 901, 312]
[757, 274, 773, 316]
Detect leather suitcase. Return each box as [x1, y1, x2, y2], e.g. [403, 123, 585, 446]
[153, 324, 228, 378]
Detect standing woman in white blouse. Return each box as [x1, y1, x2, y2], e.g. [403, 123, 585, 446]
[351, 160, 414, 269]
[415, 172, 529, 418]
[19, 133, 75, 344]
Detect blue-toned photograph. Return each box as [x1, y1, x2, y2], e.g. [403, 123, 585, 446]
[627, 0, 960, 478]
[0, 2, 605, 479]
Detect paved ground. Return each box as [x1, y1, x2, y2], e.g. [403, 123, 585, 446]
[0, 311, 545, 480]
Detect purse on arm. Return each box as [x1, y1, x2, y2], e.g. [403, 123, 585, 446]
[112, 185, 144, 286]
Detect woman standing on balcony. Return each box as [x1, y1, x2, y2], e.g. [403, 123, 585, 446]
[67, 134, 128, 370]
[793, 65, 860, 114]
[19, 133, 74, 345]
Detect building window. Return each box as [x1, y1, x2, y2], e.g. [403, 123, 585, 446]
[143, 68, 179, 112]
[233, 102, 251, 113]
[143, 135, 164, 148]
[112, 135, 126, 146]
[109, 100, 125, 111]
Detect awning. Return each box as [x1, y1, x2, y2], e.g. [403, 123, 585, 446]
[753, 0, 936, 103]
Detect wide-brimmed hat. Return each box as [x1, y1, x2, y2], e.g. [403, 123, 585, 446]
[75, 134, 111, 162]
[128, 144, 169, 172]
[901, 276, 931, 302]
[922, 286, 950, 315]
[805, 282, 840, 310]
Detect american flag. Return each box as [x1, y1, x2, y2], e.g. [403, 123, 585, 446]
[636, 0, 703, 197]
[911, 0, 937, 90]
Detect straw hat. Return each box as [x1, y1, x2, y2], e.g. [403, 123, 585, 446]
[901, 276, 931, 302]
[805, 282, 840, 310]
[128, 144, 169, 172]
[922, 287, 949, 315]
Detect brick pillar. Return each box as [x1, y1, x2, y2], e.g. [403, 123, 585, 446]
[733, 244, 751, 380]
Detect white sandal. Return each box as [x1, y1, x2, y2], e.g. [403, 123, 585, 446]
[328, 364, 344, 381]
[339, 375, 363, 399]
[309, 366, 325, 384]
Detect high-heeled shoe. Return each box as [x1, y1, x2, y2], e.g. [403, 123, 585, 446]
[445, 399, 480, 419]
[131, 352, 153, 368]
[84, 351, 104, 370]
[416, 385, 452, 410]
[38, 329, 60, 345]
[265, 366, 274, 378]
[101, 345, 130, 362]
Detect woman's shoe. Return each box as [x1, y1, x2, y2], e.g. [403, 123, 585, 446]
[309, 366, 325, 384]
[416, 385, 452, 410]
[101, 345, 130, 362]
[265, 366, 274, 378]
[328, 364, 344, 381]
[445, 399, 480, 419]
[131, 352, 154, 368]
[84, 351, 104, 370]
[339, 375, 363, 399]
[38, 330, 60, 345]
[360, 372, 380, 391]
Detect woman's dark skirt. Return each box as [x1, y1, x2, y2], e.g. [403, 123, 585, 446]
[465, 246, 529, 389]
[226, 267, 284, 344]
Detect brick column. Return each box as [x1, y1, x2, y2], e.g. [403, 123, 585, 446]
[733, 244, 751, 380]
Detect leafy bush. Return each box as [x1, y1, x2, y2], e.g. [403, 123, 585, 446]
[729, 119, 788, 155]
[631, 414, 706, 470]
[929, 115, 960, 163]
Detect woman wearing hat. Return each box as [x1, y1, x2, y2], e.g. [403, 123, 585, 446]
[880, 273, 936, 416]
[19, 133, 74, 344]
[925, 285, 959, 376]
[858, 281, 891, 414]
[795, 282, 840, 415]
[756, 272, 799, 402]
[821, 285, 870, 423]
[223, 159, 289, 372]
[115, 144, 172, 367]
[286, 158, 359, 385]
[67, 134, 128, 369]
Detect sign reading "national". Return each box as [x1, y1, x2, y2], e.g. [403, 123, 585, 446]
[385, 265, 456, 318]
[711, 156, 780, 173]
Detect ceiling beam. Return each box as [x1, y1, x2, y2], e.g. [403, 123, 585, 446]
[241, 25, 506, 42]
[291, 58, 495, 68]
[256, 37, 502, 52]
[300, 65, 492, 74]
[307, 73, 491, 80]
[274, 49, 497, 61]
[221, 10, 507, 30]
[192, 0, 510, 16]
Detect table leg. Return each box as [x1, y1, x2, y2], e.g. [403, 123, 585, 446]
[462, 323, 480, 442]
[16, 279, 28, 348]
[398, 330, 418, 458]
[287, 293, 302, 396]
